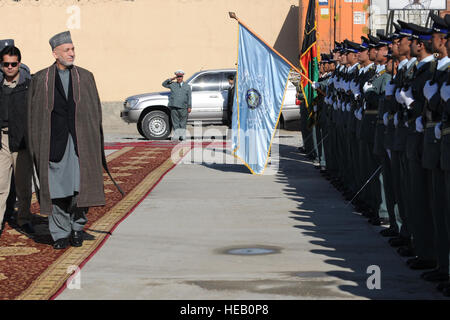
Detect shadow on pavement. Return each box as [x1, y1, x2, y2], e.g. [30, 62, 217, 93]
[275, 143, 447, 299]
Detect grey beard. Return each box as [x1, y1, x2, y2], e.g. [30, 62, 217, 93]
[59, 58, 74, 67]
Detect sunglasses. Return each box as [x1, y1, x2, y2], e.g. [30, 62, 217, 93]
[2, 62, 19, 68]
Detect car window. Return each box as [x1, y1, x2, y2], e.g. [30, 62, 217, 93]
[191, 73, 222, 92]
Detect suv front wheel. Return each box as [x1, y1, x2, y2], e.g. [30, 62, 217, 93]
[140, 110, 171, 140]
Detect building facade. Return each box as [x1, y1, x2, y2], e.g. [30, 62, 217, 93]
[0, 0, 300, 102]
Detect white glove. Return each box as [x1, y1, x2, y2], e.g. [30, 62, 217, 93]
[423, 80, 438, 101]
[356, 108, 363, 120]
[312, 82, 319, 89]
[363, 82, 373, 93]
[345, 81, 351, 92]
[363, 102, 367, 110]
[400, 88, 414, 108]
[415, 116, 423, 133]
[441, 82, 450, 102]
[405, 121, 409, 128]
[386, 149, 392, 160]
[353, 82, 361, 96]
[350, 80, 356, 93]
[395, 88, 403, 104]
[313, 105, 318, 112]
[385, 82, 396, 96]
[435, 122, 442, 139]
[346, 103, 351, 112]
[394, 113, 399, 127]
[383, 112, 389, 126]
[354, 93, 360, 100]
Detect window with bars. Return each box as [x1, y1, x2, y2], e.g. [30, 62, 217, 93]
[353, 11, 366, 24]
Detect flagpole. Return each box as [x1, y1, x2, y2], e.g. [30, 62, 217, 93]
[228, 12, 314, 86]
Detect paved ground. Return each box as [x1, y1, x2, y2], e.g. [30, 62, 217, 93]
[58, 125, 447, 300]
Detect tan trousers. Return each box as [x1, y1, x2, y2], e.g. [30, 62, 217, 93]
[0, 132, 33, 226]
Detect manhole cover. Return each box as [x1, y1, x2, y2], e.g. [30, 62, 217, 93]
[218, 245, 282, 256]
[228, 248, 275, 255]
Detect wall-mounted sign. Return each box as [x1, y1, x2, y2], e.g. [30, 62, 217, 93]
[388, 0, 446, 10]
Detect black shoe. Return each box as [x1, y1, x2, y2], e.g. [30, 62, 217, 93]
[437, 282, 450, 292]
[19, 223, 35, 236]
[389, 237, 409, 247]
[70, 231, 84, 247]
[397, 246, 415, 257]
[380, 228, 399, 237]
[443, 286, 450, 297]
[407, 257, 419, 266]
[409, 259, 436, 270]
[421, 270, 449, 282]
[53, 238, 69, 250]
[368, 217, 382, 226]
[298, 147, 306, 154]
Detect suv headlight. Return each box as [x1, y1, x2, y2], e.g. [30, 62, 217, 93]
[125, 98, 139, 109]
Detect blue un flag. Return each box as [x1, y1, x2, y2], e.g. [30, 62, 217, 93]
[231, 23, 292, 175]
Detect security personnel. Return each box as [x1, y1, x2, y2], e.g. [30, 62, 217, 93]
[162, 70, 192, 141]
[373, 34, 397, 229]
[381, 25, 403, 238]
[342, 41, 361, 201]
[390, 21, 418, 253]
[313, 54, 334, 172]
[397, 23, 436, 270]
[439, 14, 450, 297]
[353, 36, 377, 215]
[324, 46, 342, 182]
[362, 34, 391, 225]
[420, 14, 450, 283]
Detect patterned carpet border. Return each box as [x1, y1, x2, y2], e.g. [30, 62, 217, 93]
[8, 144, 192, 300]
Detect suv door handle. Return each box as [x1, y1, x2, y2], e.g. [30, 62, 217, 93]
[209, 95, 219, 98]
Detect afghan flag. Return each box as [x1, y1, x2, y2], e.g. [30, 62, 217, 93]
[300, 0, 320, 111]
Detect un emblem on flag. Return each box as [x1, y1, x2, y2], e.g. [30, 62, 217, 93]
[246, 89, 262, 109]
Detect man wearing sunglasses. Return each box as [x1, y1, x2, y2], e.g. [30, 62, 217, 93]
[0, 39, 31, 84]
[163, 70, 192, 141]
[0, 45, 34, 238]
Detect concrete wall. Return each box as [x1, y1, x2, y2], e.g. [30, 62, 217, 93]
[1, 0, 300, 103]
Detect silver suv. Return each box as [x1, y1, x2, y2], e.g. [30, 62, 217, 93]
[120, 68, 300, 140]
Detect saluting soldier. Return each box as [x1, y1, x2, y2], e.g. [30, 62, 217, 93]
[162, 70, 192, 141]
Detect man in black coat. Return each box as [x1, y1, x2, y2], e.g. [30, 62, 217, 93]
[226, 74, 235, 128]
[0, 45, 33, 238]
